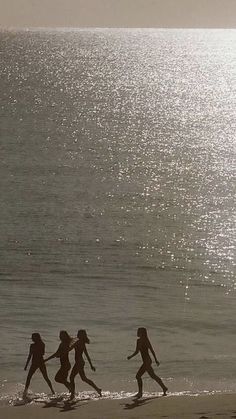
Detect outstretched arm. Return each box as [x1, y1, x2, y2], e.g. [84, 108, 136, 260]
[84, 347, 95, 371]
[148, 341, 160, 366]
[45, 340, 76, 362]
[44, 344, 61, 362]
[44, 351, 59, 362]
[24, 346, 33, 370]
[127, 341, 139, 360]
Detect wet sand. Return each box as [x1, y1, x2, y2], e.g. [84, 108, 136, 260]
[0, 393, 236, 419]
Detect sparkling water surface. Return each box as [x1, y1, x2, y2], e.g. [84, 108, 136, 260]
[0, 29, 235, 403]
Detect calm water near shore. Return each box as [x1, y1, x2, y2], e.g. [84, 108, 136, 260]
[0, 28, 235, 404]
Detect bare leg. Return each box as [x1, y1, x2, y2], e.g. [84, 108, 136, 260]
[135, 364, 146, 398]
[23, 364, 38, 397]
[55, 367, 71, 392]
[147, 366, 168, 395]
[39, 364, 55, 394]
[79, 368, 102, 396]
[69, 364, 79, 400]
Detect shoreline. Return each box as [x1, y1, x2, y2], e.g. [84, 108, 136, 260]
[0, 393, 236, 419]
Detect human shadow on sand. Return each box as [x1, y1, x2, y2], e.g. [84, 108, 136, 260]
[42, 397, 90, 412]
[13, 394, 61, 407]
[122, 396, 159, 410]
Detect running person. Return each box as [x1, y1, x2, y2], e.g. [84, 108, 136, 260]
[69, 330, 102, 400]
[45, 330, 73, 392]
[127, 327, 167, 398]
[23, 333, 55, 398]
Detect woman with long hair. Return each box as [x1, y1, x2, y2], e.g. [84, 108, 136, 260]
[127, 327, 168, 398]
[45, 330, 73, 392]
[23, 333, 55, 398]
[69, 329, 102, 400]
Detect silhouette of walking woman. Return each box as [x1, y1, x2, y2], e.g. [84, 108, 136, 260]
[127, 327, 168, 399]
[23, 333, 55, 398]
[45, 330, 73, 392]
[69, 330, 102, 400]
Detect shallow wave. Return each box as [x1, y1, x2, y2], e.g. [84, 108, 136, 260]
[0, 386, 234, 407]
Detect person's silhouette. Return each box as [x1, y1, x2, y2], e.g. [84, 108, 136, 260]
[45, 330, 74, 392]
[69, 329, 102, 400]
[127, 327, 168, 399]
[23, 333, 55, 398]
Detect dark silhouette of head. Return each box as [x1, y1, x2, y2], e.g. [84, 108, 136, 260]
[31, 333, 42, 343]
[77, 329, 90, 344]
[137, 327, 148, 339]
[59, 330, 71, 344]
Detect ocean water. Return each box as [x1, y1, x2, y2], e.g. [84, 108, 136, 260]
[0, 28, 235, 404]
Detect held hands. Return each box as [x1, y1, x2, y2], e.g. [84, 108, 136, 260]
[91, 365, 96, 372]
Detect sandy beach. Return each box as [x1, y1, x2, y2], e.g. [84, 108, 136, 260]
[0, 394, 235, 419]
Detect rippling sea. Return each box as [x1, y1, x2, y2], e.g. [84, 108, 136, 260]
[0, 28, 235, 404]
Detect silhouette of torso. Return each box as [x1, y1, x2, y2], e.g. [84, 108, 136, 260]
[137, 339, 152, 365]
[31, 342, 45, 365]
[58, 342, 71, 367]
[74, 340, 85, 365]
